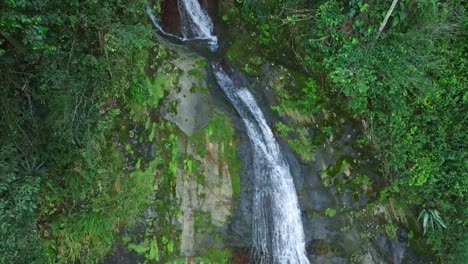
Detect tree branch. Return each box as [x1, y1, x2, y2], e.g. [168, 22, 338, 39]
[376, 0, 400, 39]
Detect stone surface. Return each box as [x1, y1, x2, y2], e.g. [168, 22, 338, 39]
[160, 49, 214, 136]
[103, 246, 145, 264]
[176, 135, 233, 256]
[226, 60, 429, 264]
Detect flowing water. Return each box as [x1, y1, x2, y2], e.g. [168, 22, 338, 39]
[211, 64, 309, 264]
[147, 0, 218, 50]
[177, 0, 218, 50]
[149, 1, 309, 263]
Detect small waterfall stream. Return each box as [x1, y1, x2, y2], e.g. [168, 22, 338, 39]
[147, 0, 218, 50]
[177, 0, 218, 50]
[211, 64, 309, 264]
[149, 1, 309, 263]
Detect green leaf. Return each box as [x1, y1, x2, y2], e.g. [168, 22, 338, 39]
[148, 240, 159, 261]
[423, 213, 428, 235]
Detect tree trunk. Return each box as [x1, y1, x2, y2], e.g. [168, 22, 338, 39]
[376, 0, 400, 39]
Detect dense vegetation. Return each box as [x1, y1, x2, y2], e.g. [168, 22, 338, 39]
[1, 0, 466, 263]
[0, 0, 159, 262]
[223, 0, 466, 262]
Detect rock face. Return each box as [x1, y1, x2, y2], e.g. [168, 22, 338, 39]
[177, 136, 233, 256]
[161, 0, 181, 34]
[159, 42, 235, 258]
[160, 50, 213, 136]
[234, 62, 428, 264]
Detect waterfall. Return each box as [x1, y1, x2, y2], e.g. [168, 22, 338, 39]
[146, 0, 218, 50]
[211, 63, 310, 264]
[178, 0, 218, 50]
[148, 2, 309, 262]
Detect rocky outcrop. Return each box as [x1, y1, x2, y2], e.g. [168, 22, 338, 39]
[160, 41, 239, 259]
[177, 135, 233, 256]
[225, 59, 428, 264]
[160, 50, 213, 136]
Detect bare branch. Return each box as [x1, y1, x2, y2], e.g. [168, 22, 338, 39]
[376, 0, 400, 39]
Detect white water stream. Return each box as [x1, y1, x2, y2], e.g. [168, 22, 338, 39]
[178, 0, 218, 50]
[211, 64, 309, 264]
[147, 0, 218, 50]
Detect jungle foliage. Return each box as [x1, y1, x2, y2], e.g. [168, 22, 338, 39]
[227, 0, 467, 262]
[0, 0, 161, 262]
[1, 0, 466, 263]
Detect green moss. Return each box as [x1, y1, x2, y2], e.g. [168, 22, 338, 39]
[226, 36, 262, 76]
[150, 74, 171, 108]
[195, 59, 208, 68]
[269, 67, 327, 162]
[189, 114, 241, 196]
[128, 239, 160, 261]
[273, 121, 292, 137]
[188, 68, 204, 79]
[350, 174, 373, 194]
[128, 232, 177, 263]
[288, 137, 315, 162]
[144, 116, 152, 131]
[168, 100, 179, 115]
[149, 122, 157, 142]
[200, 248, 231, 264]
[127, 121, 181, 263]
[384, 223, 398, 240]
[325, 208, 337, 217]
[230, 160, 242, 196]
[34, 20, 182, 263]
[319, 156, 354, 190]
[125, 144, 132, 152]
[194, 211, 213, 234]
[273, 121, 316, 161]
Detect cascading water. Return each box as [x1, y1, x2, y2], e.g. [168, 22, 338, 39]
[147, 0, 218, 50]
[149, 1, 309, 263]
[177, 0, 218, 50]
[211, 64, 309, 264]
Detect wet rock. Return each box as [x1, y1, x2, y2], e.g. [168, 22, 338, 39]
[176, 137, 234, 256]
[148, 5, 430, 262]
[179, 207, 195, 256]
[338, 228, 362, 256]
[306, 239, 332, 255]
[103, 245, 145, 264]
[228, 136, 254, 248]
[401, 248, 430, 264]
[301, 168, 335, 211]
[361, 252, 378, 264]
[308, 254, 348, 264]
[200, 0, 218, 18]
[372, 233, 407, 264]
[103, 223, 146, 264]
[231, 248, 252, 264]
[278, 139, 304, 191]
[134, 142, 156, 160]
[302, 216, 332, 241]
[161, 0, 181, 35]
[396, 227, 408, 243]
